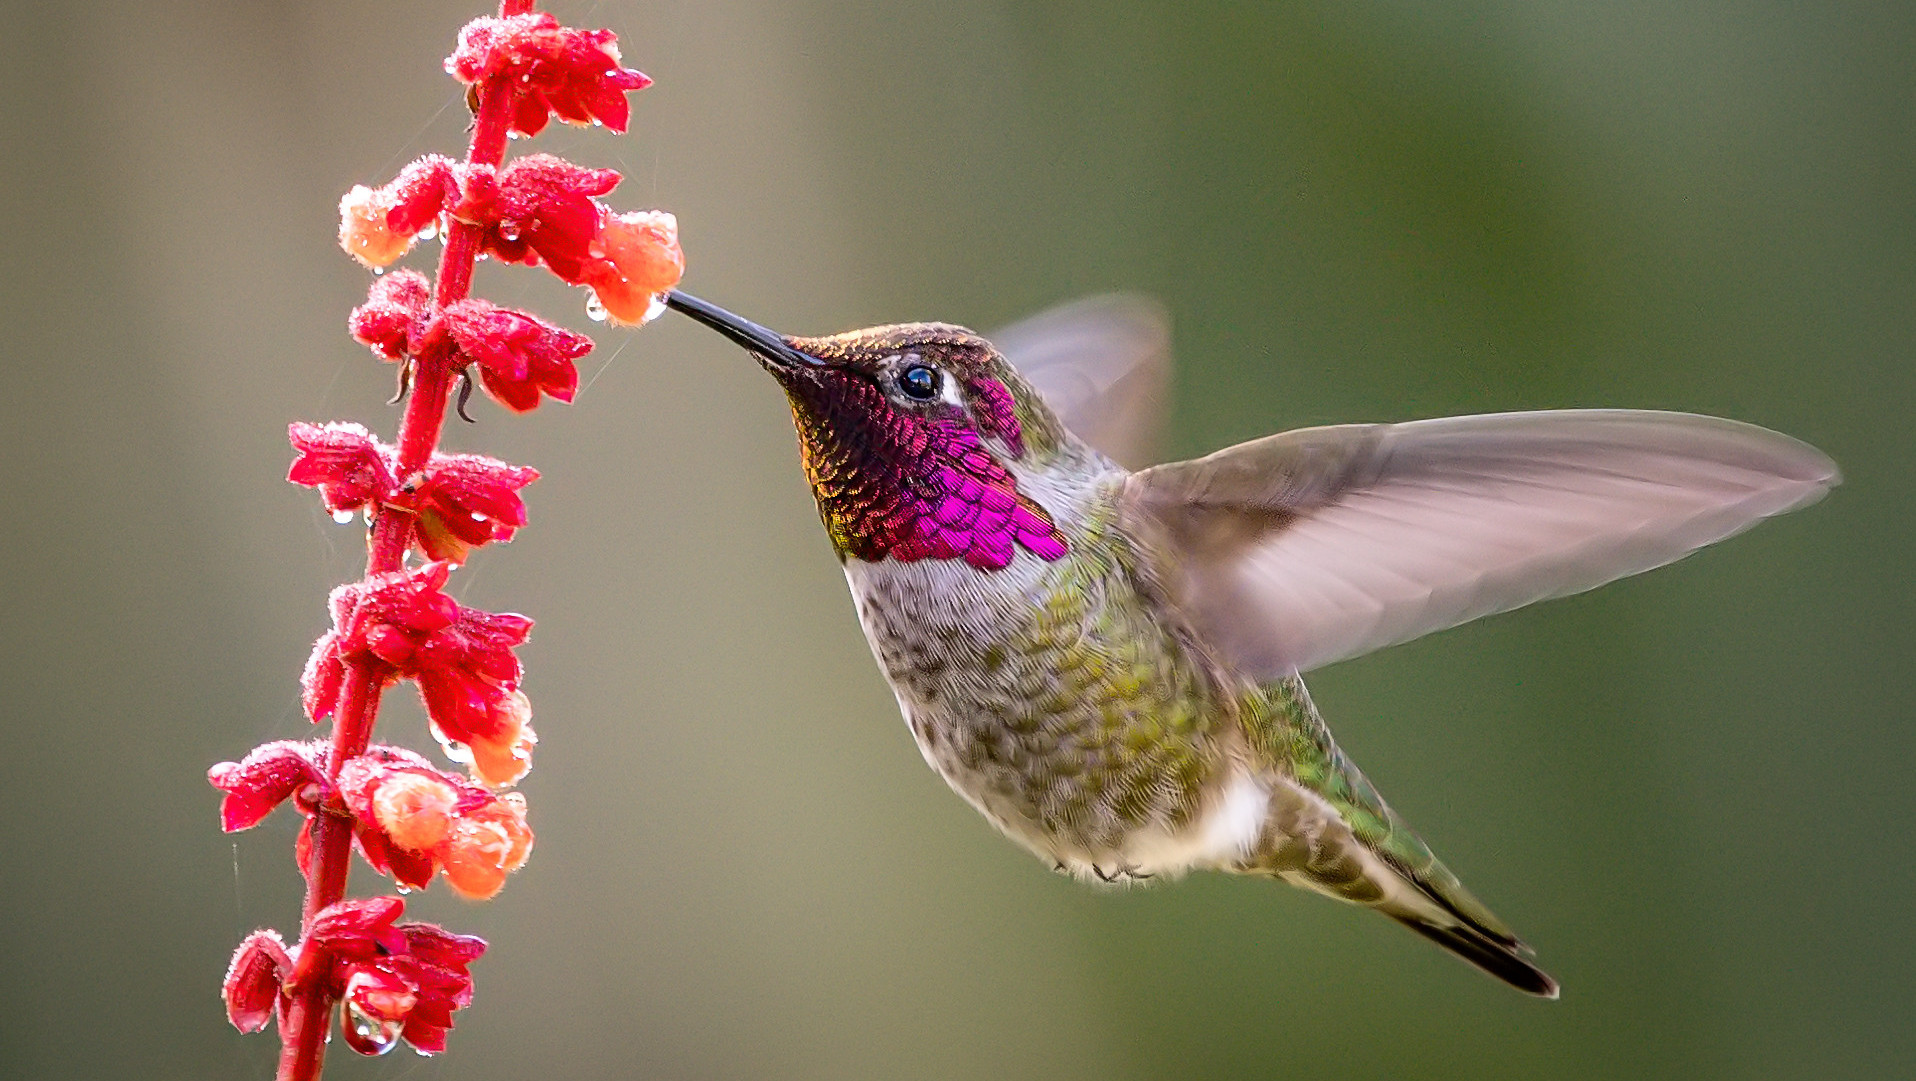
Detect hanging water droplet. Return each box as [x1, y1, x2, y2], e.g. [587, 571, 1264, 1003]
[343, 999, 403, 1056]
[643, 293, 668, 324]
[506, 130, 523, 140]
[416, 222, 438, 242]
[499, 226, 520, 242]
[584, 290, 609, 322]
[372, 266, 385, 276]
[331, 508, 355, 525]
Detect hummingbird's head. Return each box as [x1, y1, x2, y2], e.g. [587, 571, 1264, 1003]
[665, 291, 1071, 571]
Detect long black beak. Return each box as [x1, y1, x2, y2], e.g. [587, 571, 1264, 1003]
[663, 291, 821, 368]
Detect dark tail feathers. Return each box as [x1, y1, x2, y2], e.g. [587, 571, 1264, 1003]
[1393, 914, 1560, 999]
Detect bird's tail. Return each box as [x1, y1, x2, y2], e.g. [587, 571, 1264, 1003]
[1385, 902, 1559, 999]
[1243, 676, 1559, 998]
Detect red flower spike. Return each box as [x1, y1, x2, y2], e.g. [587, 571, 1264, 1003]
[582, 209, 683, 325]
[448, 13, 652, 137]
[348, 270, 433, 362]
[409, 451, 541, 562]
[208, 741, 327, 832]
[441, 299, 590, 413]
[223, 930, 292, 1034]
[287, 422, 397, 517]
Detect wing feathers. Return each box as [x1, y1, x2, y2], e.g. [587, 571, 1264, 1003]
[1127, 410, 1837, 677]
[992, 294, 1172, 469]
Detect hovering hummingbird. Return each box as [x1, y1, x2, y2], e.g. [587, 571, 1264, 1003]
[663, 290, 1837, 998]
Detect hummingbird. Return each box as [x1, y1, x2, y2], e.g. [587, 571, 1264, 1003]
[662, 289, 1838, 998]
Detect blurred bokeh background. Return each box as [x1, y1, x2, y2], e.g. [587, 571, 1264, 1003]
[2, 1, 1910, 1078]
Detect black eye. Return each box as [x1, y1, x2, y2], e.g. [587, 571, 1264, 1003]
[898, 364, 941, 401]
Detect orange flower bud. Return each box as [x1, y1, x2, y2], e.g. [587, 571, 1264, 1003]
[338, 185, 415, 269]
[584, 210, 683, 325]
[442, 793, 534, 900]
[467, 691, 536, 788]
[370, 771, 460, 853]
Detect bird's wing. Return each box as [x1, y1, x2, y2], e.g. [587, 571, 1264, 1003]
[992, 294, 1172, 469]
[1123, 410, 1838, 678]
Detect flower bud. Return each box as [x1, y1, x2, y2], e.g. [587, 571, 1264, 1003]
[339, 185, 414, 269]
[371, 771, 461, 853]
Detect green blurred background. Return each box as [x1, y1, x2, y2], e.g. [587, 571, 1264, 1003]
[2, 1, 1909, 1077]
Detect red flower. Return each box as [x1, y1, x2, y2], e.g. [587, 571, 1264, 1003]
[336, 746, 535, 896]
[301, 563, 536, 786]
[223, 930, 293, 1034]
[208, 741, 327, 832]
[338, 157, 460, 269]
[447, 13, 652, 137]
[287, 423, 397, 518]
[287, 422, 540, 560]
[454, 154, 622, 281]
[347, 270, 433, 362]
[383, 155, 461, 237]
[408, 450, 541, 561]
[221, 899, 485, 1056]
[439, 299, 590, 412]
[210, 740, 534, 895]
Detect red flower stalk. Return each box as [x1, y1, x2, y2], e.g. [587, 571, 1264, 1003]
[214, 4, 677, 1078]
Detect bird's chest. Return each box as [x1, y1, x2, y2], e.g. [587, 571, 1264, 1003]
[844, 547, 1223, 860]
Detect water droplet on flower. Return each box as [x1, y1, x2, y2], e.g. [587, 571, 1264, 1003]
[416, 223, 438, 242]
[344, 999, 403, 1056]
[332, 508, 356, 525]
[643, 293, 668, 324]
[499, 226, 520, 242]
[584, 291, 609, 322]
[506, 130, 523, 140]
[372, 266, 385, 276]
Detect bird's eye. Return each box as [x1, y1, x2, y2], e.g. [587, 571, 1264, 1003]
[898, 364, 941, 401]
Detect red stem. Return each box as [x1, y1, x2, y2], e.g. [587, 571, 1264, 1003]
[274, 5, 529, 1077]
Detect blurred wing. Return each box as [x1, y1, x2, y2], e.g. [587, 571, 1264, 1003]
[992, 294, 1172, 469]
[1124, 410, 1839, 678]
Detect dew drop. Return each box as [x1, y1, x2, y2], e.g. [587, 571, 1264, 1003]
[643, 293, 668, 324]
[499, 227, 520, 242]
[331, 508, 355, 525]
[506, 130, 523, 140]
[344, 999, 403, 1057]
[372, 266, 385, 276]
[416, 222, 438, 242]
[584, 290, 609, 322]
